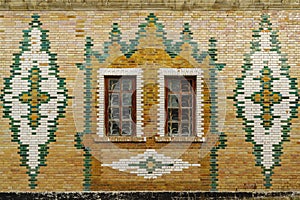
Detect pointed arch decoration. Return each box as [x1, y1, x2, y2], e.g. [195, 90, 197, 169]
[76, 13, 227, 191]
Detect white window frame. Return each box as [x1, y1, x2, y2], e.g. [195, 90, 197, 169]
[97, 68, 144, 137]
[157, 68, 204, 138]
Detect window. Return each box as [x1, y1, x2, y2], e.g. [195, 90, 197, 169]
[157, 68, 204, 139]
[105, 76, 136, 136]
[165, 76, 196, 136]
[97, 68, 143, 138]
[98, 68, 204, 141]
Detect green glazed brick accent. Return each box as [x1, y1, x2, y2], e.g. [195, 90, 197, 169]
[208, 37, 228, 191]
[76, 13, 226, 191]
[1, 14, 68, 189]
[75, 132, 92, 190]
[210, 132, 227, 191]
[79, 13, 212, 64]
[75, 36, 94, 191]
[172, 23, 209, 63]
[128, 156, 174, 174]
[233, 13, 299, 189]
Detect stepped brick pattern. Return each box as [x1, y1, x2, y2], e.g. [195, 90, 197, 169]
[0, 11, 300, 192]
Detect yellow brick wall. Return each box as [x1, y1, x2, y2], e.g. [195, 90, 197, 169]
[0, 10, 299, 191]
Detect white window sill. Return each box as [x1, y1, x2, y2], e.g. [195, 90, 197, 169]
[93, 134, 146, 143]
[154, 136, 205, 143]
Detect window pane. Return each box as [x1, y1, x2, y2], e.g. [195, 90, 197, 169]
[182, 94, 192, 107]
[181, 123, 191, 136]
[168, 79, 180, 92]
[168, 108, 179, 121]
[181, 79, 192, 92]
[168, 94, 179, 107]
[122, 93, 132, 106]
[109, 107, 120, 119]
[122, 107, 131, 120]
[122, 79, 132, 91]
[168, 122, 178, 136]
[181, 108, 191, 121]
[109, 79, 120, 91]
[109, 121, 119, 136]
[122, 122, 132, 136]
[109, 94, 119, 106]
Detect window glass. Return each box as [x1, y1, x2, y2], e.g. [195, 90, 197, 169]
[165, 76, 196, 136]
[105, 76, 136, 136]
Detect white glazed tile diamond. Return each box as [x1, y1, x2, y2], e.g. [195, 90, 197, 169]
[2, 17, 67, 177]
[235, 15, 299, 172]
[102, 149, 200, 179]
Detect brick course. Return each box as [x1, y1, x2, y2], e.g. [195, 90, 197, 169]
[0, 10, 299, 191]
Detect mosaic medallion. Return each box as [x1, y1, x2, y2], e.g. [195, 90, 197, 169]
[234, 14, 299, 188]
[1, 14, 68, 188]
[102, 149, 200, 179]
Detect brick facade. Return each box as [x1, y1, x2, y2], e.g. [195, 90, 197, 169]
[0, 10, 300, 192]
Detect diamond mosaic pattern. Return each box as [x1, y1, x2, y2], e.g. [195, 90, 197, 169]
[234, 14, 299, 188]
[1, 14, 68, 189]
[102, 149, 200, 179]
